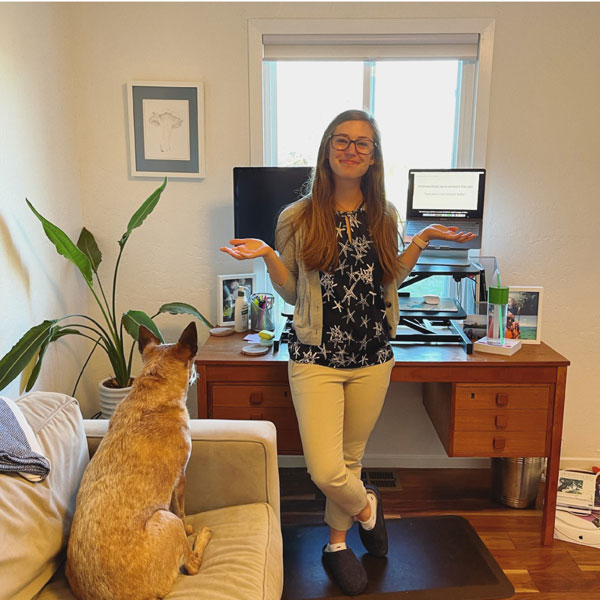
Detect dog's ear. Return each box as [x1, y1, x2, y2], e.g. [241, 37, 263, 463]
[138, 325, 161, 354]
[175, 321, 198, 360]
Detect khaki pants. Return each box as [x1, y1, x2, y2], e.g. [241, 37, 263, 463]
[288, 359, 394, 531]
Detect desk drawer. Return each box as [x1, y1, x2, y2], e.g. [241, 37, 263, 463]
[211, 384, 292, 408]
[451, 430, 548, 457]
[454, 409, 548, 432]
[455, 384, 550, 410]
[211, 406, 298, 430]
[277, 429, 303, 454]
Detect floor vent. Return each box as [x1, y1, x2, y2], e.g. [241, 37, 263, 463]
[362, 470, 402, 491]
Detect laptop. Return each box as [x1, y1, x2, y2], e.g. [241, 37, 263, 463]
[404, 168, 486, 266]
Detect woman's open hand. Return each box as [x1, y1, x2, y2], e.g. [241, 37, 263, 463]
[420, 224, 478, 245]
[220, 238, 273, 261]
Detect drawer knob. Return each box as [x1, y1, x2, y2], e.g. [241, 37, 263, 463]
[496, 393, 509, 407]
[495, 415, 508, 429]
[493, 437, 506, 450]
[249, 392, 263, 405]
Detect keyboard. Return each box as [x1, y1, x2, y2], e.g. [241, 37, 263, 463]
[416, 254, 471, 266]
[404, 221, 480, 236]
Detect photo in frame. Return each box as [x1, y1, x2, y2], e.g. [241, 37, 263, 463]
[506, 286, 544, 343]
[217, 274, 256, 327]
[462, 301, 488, 342]
[127, 81, 205, 178]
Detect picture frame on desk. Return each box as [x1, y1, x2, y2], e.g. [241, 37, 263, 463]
[507, 286, 544, 344]
[463, 301, 487, 342]
[217, 274, 255, 326]
[127, 81, 205, 178]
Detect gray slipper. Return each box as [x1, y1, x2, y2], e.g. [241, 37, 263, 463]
[358, 485, 388, 557]
[322, 545, 367, 596]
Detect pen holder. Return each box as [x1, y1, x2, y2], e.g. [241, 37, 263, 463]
[250, 293, 275, 332]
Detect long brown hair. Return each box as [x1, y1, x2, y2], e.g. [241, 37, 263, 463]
[292, 110, 401, 283]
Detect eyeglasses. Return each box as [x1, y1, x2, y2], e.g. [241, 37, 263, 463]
[329, 134, 376, 155]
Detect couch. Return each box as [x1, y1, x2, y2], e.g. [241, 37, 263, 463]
[0, 392, 283, 600]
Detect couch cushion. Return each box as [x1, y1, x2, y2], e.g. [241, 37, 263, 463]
[35, 502, 283, 600]
[169, 502, 283, 600]
[0, 392, 88, 600]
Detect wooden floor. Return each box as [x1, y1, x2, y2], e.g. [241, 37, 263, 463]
[280, 468, 600, 599]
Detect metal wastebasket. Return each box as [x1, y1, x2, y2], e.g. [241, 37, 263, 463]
[492, 457, 545, 509]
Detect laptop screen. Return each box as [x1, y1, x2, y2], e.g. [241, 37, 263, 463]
[407, 169, 486, 219]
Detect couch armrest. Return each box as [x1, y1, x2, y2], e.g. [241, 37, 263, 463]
[83, 418, 280, 522]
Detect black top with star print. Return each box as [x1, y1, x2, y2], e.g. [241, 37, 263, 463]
[288, 204, 394, 368]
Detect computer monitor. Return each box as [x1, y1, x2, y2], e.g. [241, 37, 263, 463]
[407, 169, 485, 219]
[233, 167, 313, 248]
[405, 168, 486, 252]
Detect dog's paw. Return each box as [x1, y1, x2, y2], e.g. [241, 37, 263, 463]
[193, 527, 212, 552]
[184, 522, 194, 536]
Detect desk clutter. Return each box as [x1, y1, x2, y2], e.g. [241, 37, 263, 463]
[209, 327, 235, 337]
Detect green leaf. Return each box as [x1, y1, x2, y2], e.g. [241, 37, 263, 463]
[77, 227, 103, 273]
[19, 345, 44, 395]
[122, 311, 164, 343]
[50, 328, 83, 340]
[0, 320, 57, 392]
[156, 302, 213, 329]
[23, 331, 53, 393]
[26, 200, 93, 285]
[118, 178, 167, 248]
[20, 326, 86, 393]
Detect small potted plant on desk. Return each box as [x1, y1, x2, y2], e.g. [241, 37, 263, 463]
[0, 178, 212, 417]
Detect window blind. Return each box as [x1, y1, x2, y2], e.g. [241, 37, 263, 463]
[263, 33, 479, 61]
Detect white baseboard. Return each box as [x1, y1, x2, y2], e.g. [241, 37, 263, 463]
[559, 457, 600, 470]
[278, 454, 491, 469]
[278, 454, 600, 471]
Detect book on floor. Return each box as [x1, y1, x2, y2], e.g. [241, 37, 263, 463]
[556, 469, 599, 511]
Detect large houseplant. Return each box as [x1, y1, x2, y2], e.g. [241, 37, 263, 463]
[0, 178, 211, 397]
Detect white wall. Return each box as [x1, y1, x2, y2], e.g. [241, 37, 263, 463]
[0, 4, 87, 404]
[2, 2, 598, 465]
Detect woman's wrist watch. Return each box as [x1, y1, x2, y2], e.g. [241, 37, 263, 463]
[411, 234, 430, 250]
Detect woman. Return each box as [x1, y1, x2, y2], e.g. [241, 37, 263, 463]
[221, 110, 476, 596]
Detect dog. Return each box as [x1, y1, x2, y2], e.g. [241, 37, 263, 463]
[66, 322, 211, 600]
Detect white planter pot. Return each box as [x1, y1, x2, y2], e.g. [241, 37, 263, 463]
[98, 378, 132, 419]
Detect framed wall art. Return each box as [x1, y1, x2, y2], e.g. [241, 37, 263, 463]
[127, 81, 205, 178]
[217, 274, 256, 327]
[506, 286, 544, 344]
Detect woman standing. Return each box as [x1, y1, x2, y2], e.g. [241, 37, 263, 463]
[221, 110, 475, 596]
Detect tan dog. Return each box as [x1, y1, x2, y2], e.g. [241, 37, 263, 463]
[66, 322, 211, 600]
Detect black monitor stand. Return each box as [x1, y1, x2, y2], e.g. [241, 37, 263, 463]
[273, 263, 481, 354]
[394, 262, 481, 354]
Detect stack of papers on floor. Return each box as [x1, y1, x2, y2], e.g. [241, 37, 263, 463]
[556, 469, 600, 515]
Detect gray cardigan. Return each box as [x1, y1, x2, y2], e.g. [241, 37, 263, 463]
[271, 199, 412, 346]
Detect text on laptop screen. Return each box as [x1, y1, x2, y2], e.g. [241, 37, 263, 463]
[407, 169, 486, 218]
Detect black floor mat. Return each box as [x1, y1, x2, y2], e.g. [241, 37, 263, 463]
[282, 516, 514, 599]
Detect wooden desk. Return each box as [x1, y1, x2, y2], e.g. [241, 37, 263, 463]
[196, 335, 569, 546]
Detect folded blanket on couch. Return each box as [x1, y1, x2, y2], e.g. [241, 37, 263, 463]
[0, 396, 51, 482]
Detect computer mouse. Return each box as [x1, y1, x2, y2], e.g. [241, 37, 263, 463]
[423, 294, 440, 305]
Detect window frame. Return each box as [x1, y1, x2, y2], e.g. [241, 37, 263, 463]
[247, 18, 494, 299]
